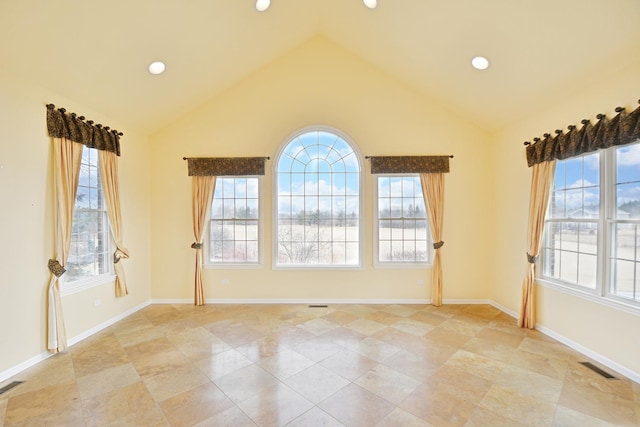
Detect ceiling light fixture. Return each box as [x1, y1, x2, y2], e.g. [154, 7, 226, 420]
[363, 0, 378, 8]
[256, 0, 270, 11]
[148, 61, 166, 75]
[471, 56, 490, 70]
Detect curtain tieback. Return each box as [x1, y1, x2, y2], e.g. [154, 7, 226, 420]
[113, 248, 130, 264]
[191, 242, 203, 249]
[433, 241, 444, 250]
[48, 259, 66, 277]
[527, 253, 538, 263]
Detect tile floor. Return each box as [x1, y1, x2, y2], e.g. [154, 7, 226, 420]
[1, 303, 639, 426]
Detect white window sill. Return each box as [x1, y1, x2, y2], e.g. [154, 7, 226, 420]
[60, 274, 116, 297]
[272, 264, 364, 271]
[374, 262, 432, 269]
[205, 262, 263, 269]
[536, 277, 640, 318]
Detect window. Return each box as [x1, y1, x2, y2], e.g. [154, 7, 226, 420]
[611, 143, 640, 301]
[66, 147, 111, 284]
[541, 142, 640, 305]
[208, 177, 261, 265]
[275, 128, 361, 267]
[376, 175, 430, 265]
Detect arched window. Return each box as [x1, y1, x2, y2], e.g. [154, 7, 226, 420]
[275, 128, 362, 267]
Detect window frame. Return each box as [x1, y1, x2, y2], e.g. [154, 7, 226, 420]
[538, 141, 640, 312]
[373, 173, 432, 268]
[60, 146, 115, 296]
[204, 175, 264, 269]
[272, 125, 364, 270]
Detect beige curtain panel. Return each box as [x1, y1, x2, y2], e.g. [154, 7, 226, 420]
[99, 150, 130, 297]
[369, 155, 450, 174]
[47, 137, 83, 353]
[525, 101, 640, 167]
[191, 176, 216, 305]
[519, 160, 556, 329]
[421, 173, 446, 307]
[184, 156, 267, 305]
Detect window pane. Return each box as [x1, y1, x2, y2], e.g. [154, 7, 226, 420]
[559, 251, 577, 284]
[276, 130, 360, 266]
[612, 259, 635, 299]
[577, 223, 598, 255]
[379, 241, 391, 262]
[66, 148, 110, 284]
[376, 175, 430, 264]
[209, 177, 261, 264]
[378, 177, 390, 197]
[550, 191, 565, 218]
[577, 254, 597, 289]
[617, 183, 640, 220]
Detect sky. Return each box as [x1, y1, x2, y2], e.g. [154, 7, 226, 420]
[553, 143, 640, 217]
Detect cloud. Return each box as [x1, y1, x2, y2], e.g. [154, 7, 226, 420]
[567, 179, 597, 189]
[617, 144, 640, 167]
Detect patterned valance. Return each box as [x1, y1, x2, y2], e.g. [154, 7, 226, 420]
[369, 156, 451, 174]
[525, 100, 640, 167]
[186, 157, 268, 176]
[46, 104, 122, 156]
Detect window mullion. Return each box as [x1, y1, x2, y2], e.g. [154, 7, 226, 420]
[601, 148, 615, 298]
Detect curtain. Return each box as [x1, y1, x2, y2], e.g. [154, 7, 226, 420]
[420, 173, 445, 307]
[192, 176, 216, 306]
[185, 157, 268, 305]
[99, 150, 129, 297]
[47, 137, 83, 352]
[518, 160, 556, 329]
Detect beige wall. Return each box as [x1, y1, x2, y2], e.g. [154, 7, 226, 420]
[491, 57, 640, 375]
[149, 36, 494, 302]
[0, 78, 152, 376]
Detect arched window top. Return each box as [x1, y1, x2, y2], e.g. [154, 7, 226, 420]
[277, 129, 360, 175]
[274, 127, 362, 268]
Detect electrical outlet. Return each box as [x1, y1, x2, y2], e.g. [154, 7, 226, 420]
[221, 279, 230, 286]
[417, 279, 425, 285]
[94, 299, 102, 307]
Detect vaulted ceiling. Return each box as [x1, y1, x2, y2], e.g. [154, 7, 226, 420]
[2, 0, 639, 134]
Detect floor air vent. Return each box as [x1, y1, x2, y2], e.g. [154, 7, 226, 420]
[0, 381, 24, 396]
[309, 305, 328, 308]
[579, 362, 617, 379]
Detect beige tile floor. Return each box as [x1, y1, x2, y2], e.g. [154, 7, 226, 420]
[1, 303, 639, 426]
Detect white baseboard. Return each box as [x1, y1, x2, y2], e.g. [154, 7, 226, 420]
[153, 298, 433, 305]
[486, 299, 640, 384]
[0, 351, 51, 385]
[0, 300, 150, 385]
[535, 324, 640, 384]
[67, 300, 151, 347]
[488, 300, 519, 318]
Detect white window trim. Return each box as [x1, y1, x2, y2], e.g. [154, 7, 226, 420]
[61, 147, 114, 296]
[204, 176, 264, 269]
[539, 143, 640, 312]
[60, 272, 117, 297]
[536, 277, 640, 317]
[272, 125, 364, 270]
[373, 174, 432, 269]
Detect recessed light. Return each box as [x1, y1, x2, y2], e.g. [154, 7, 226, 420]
[471, 56, 490, 70]
[256, 0, 270, 11]
[363, 0, 378, 8]
[148, 61, 166, 75]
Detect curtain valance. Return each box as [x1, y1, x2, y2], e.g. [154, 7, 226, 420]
[186, 157, 268, 176]
[368, 156, 451, 174]
[525, 100, 640, 167]
[46, 104, 122, 156]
